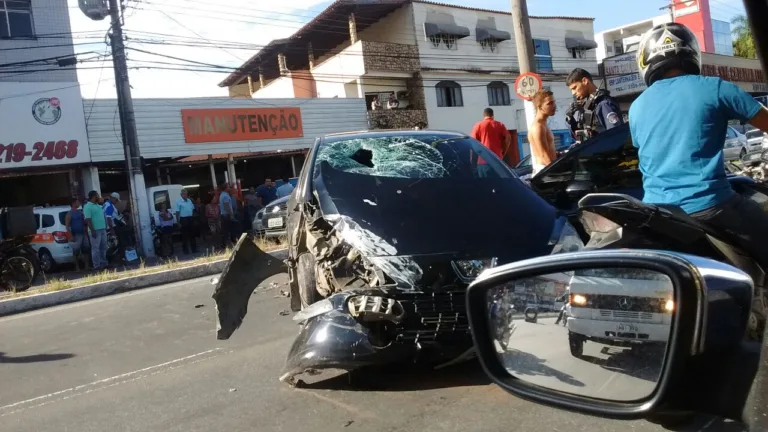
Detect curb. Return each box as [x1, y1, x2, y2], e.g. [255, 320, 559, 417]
[0, 249, 288, 318]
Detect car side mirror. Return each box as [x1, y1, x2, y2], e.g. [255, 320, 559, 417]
[466, 250, 755, 425]
[565, 180, 596, 200]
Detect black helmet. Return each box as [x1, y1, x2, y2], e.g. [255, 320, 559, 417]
[636, 22, 701, 86]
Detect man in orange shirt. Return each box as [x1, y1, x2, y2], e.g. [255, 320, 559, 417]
[471, 108, 512, 176]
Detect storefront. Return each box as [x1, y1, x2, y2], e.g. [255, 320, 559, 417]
[603, 52, 768, 114]
[83, 97, 368, 195]
[0, 82, 91, 207]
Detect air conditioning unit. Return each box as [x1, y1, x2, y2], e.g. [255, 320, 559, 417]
[78, 0, 110, 21]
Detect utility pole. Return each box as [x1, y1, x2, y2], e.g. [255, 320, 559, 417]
[660, 1, 676, 23]
[80, 0, 155, 258]
[510, 0, 538, 143]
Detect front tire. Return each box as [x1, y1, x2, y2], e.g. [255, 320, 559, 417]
[569, 331, 585, 358]
[296, 253, 318, 309]
[38, 249, 54, 274]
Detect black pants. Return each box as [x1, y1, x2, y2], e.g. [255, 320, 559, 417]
[220, 217, 237, 247]
[690, 193, 768, 270]
[180, 217, 198, 254]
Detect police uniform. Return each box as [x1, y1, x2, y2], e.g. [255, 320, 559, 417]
[566, 89, 624, 144]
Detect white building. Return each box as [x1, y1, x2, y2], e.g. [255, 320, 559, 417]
[220, 0, 600, 160]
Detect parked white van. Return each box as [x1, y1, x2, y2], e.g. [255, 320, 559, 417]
[566, 268, 674, 358]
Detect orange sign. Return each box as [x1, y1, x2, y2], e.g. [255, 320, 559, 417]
[181, 107, 304, 144]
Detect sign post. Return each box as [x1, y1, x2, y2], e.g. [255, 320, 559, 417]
[514, 72, 544, 102]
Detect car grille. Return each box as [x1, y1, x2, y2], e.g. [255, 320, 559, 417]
[394, 291, 471, 344]
[263, 203, 288, 232]
[590, 295, 664, 313]
[599, 310, 655, 321]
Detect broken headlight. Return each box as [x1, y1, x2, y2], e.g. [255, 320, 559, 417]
[292, 299, 333, 322]
[451, 258, 498, 282]
[549, 218, 584, 255]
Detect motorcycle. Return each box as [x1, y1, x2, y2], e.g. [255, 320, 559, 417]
[576, 179, 768, 341]
[737, 149, 768, 181]
[0, 235, 41, 292]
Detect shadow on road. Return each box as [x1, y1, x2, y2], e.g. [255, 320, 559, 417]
[299, 360, 491, 392]
[501, 349, 585, 387]
[579, 345, 665, 383]
[0, 352, 75, 364]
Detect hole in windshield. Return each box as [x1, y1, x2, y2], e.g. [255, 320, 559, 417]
[316, 135, 513, 179]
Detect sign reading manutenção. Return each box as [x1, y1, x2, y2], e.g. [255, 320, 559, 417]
[181, 107, 304, 144]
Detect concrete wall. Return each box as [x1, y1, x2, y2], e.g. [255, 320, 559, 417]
[410, 2, 597, 74]
[253, 77, 296, 98]
[0, 0, 78, 82]
[311, 42, 366, 98]
[357, 5, 417, 45]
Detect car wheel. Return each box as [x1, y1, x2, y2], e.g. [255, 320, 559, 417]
[741, 147, 747, 159]
[568, 331, 584, 357]
[296, 253, 318, 309]
[38, 249, 55, 273]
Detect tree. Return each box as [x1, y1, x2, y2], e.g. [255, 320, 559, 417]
[731, 14, 756, 58]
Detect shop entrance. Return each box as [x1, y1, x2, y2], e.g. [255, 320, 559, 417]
[0, 168, 80, 207]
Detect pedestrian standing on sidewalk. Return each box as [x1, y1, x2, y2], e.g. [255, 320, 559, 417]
[65, 198, 89, 271]
[218, 183, 237, 248]
[471, 108, 512, 175]
[205, 193, 220, 245]
[84, 191, 109, 271]
[175, 189, 198, 255]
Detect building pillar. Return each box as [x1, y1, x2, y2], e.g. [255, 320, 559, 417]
[259, 69, 265, 88]
[278, 53, 288, 74]
[166, 169, 171, 185]
[68, 169, 80, 199]
[308, 43, 315, 70]
[207, 155, 217, 189]
[247, 75, 254, 95]
[81, 165, 101, 197]
[227, 154, 237, 189]
[156, 168, 162, 185]
[291, 155, 297, 177]
[349, 13, 358, 44]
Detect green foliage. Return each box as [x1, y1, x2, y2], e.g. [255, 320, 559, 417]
[731, 15, 756, 59]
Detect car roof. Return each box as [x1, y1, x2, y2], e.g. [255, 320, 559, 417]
[34, 205, 71, 212]
[323, 129, 467, 142]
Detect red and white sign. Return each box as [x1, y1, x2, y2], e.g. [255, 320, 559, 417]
[674, 0, 700, 18]
[514, 72, 543, 101]
[0, 82, 90, 169]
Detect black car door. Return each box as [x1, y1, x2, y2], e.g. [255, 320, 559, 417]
[529, 124, 643, 214]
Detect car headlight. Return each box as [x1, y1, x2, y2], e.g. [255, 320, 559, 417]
[292, 299, 333, 322]
[271, 206, 281, 214]
[570, 294, 588, 306]
[549, 219, 584, 254]
[451, 258, 498, 282]
[664, 299, 675, 313]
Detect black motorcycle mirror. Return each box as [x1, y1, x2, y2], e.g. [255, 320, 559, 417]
[466, 249, 757, 425]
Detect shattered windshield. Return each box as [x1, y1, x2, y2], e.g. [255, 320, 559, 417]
[315, 134, 513, 179]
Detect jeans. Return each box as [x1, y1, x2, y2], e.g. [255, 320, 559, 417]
[690, 193, 768, 270]
[89, 229, 109, 269]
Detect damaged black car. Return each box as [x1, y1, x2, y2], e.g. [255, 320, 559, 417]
[212, 130, 584, 384]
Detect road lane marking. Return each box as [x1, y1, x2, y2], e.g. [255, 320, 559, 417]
[291, 388, 380, 420]
[0, 348, 224, 416]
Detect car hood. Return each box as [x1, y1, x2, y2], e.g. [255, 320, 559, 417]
[313, 162, 557, 263]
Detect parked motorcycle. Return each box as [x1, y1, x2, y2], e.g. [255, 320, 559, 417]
[576, 179, 768, 341]
[0, 235, 41, 292]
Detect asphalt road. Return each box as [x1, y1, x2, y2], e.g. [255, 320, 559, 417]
[499, 318, 664, 401]
[0, 277, 743, 432]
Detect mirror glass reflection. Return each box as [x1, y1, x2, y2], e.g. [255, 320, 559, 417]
[486, 267, 674, 401]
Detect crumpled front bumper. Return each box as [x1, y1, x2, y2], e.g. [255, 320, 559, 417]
[279, 290, 474, 384]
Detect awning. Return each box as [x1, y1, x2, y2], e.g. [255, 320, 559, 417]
[423, 22, 470, 39]
[565, 37, 598, 50]
[476, 27, 511, 42]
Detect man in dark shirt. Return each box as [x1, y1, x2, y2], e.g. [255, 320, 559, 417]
[566, 68, 624, 141]
[255, 178, 277, 207]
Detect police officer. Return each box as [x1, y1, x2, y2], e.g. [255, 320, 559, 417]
[565, 68, 625, 144]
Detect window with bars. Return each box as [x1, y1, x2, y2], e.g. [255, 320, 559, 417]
[0, 1, 34, 38]
[436, 81, 463, 107]
[533, 39, 553, 72]
[487, 81, 510, 106]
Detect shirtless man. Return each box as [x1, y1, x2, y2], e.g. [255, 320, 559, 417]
[528, 89, 558, 176]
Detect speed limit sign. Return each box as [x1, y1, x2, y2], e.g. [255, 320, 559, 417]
[514, 72, 543, 101]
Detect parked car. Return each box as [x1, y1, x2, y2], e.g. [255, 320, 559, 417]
[32, 206, 75, 272]
[213, 129, 586, 384]
[745, 128, 768, 153]
[723, 125, 750, 160]
[260, 195, 290, 239]
[251, 207, 265, 236]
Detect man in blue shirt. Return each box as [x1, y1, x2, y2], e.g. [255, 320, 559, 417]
[175, 189, 198, 254]
[218, 183, 237, 248]
[255, 178, 277, 207]
[631, 22, 768, 267]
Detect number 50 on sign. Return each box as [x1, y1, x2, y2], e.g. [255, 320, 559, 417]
[514, 72, 543, 101]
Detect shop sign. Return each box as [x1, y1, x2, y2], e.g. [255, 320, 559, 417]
[182, 107, 304, 144]
[673, 0, 699, 18]
[0, 83, 91, 169]
[701, 64, 765, 84]
[604, 52, 638, 76]
[607, 73, 648, 97]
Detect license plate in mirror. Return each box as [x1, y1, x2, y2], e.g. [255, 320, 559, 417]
[617, 323, 638, 332]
